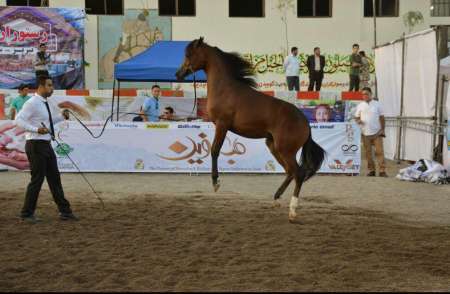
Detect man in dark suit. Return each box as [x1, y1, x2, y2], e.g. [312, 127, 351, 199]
[306, 47, 326, 91]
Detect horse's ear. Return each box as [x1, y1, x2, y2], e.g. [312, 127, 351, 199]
[195, 37, 204, 48]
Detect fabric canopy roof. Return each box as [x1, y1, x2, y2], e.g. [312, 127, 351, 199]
[114, 40, 207, 82]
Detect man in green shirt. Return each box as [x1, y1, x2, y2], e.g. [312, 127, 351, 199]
[10, 84, 31, 120]
[349, 44, 362, 91]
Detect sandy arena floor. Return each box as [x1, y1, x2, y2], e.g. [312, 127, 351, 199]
[1, 159, 449, 291]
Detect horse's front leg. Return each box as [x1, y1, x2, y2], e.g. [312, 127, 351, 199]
[211, 123, 228, 192]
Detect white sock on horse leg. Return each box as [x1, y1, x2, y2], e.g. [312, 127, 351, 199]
[289, 196, 298, 213]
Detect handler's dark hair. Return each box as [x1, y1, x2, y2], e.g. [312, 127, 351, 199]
[37, 75, 51, 87]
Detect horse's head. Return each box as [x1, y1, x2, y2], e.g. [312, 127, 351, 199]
[176, 37, 207, 81]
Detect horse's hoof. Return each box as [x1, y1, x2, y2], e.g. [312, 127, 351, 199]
[288, 211, 297, 222]
[272, 200, 281, 208]
[213, 183, 220, 192]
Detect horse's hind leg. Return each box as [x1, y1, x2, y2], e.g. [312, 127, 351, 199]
[289, 166, 307, 222]
[211, 123, 228, 192]
[265, 137, 293, 207]
[273, 175, 294, 208]
[278, 150, 307, 222]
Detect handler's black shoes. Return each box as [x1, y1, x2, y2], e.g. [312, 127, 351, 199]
[21, 215, 42, 224]
[59, 213, 79, 221]
[367, 171, 376, 177]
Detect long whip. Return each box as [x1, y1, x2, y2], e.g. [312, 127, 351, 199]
[41, 122, 105, 210]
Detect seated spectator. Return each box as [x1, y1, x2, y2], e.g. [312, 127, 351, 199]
[160, 106, 175, 121]
[140, 85, 161, 122]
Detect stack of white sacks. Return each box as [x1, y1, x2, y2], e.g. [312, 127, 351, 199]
[396, 159, 449, 185]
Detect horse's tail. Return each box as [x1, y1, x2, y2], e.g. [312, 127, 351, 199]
[299, 129, 325, 181]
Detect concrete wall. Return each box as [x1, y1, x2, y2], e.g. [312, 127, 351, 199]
[1, 0, 448, 89]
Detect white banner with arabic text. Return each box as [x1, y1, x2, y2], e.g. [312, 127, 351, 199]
[0, 121, 361, 173]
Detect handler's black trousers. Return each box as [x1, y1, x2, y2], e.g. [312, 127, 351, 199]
[21, 140, 72, 217]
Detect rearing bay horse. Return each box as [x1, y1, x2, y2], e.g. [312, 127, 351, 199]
[176, 38, 325, 222]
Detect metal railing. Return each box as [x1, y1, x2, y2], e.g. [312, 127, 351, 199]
[385, 117, 447, 136]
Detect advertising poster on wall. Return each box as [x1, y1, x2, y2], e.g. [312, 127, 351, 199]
[296, 99, 347, 123]
[0, 6, 85, 89]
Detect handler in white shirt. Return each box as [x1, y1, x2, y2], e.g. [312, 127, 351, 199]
[355, 87, 387, 177]
[283, 46, 300, 91]
[15, 75, 78, 223]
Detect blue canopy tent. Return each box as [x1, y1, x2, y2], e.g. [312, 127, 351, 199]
[112, 40, 207, 121]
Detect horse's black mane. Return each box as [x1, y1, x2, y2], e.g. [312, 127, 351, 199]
[186, 39, 256, 88]
[215, 47, 257, 88]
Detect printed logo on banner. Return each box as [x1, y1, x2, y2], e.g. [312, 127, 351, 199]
[345, 123, 355, 141]
[83, 122, 104, 127]
[328, 159, 360, 171]
[157, 132, 246, 165]
[319, 124, 335, 129]
[341, 144, 359, 154]
[58, 162, 75, 170]
[265, 160, 276, 171]
[134, 159, 144, 170]
[145, 123, 169, 129]
[342, 123, 359, 155]
[113, 122, 138, 128]
[177, 124, 201, 129]
[55, 142, 73, 157]
[310, 124, 336, 129]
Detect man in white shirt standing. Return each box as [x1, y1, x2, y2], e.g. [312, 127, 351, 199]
[355, 87, 387, 177]
[15, 75, 78, 223]
[283, 46, 300, 91]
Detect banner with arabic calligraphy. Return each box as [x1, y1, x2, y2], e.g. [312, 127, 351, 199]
[242, 52, 375, 91]
[0, 7, 85, 89]
[243, 52, 376, 76]
[0, 120, 361, 174]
